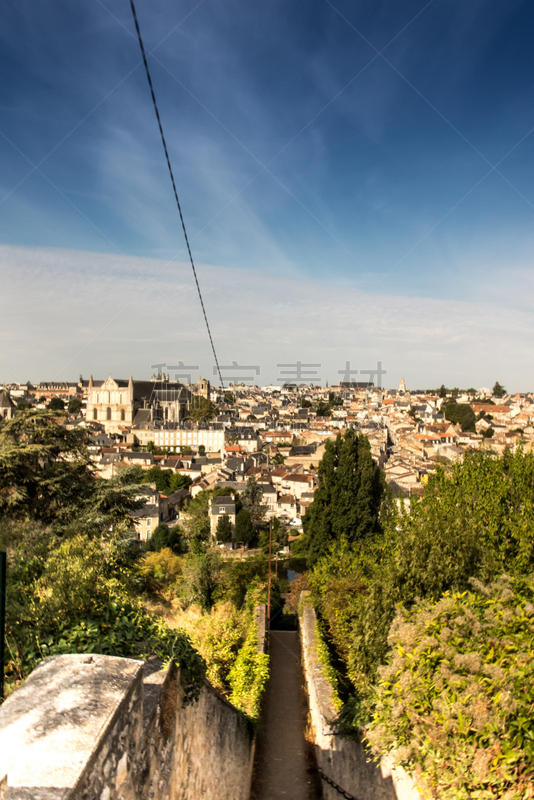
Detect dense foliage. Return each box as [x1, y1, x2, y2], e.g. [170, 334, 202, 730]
[369, 576, 534, 800]
[443, 401, 476, 431]
[308, 444, 534, 794]
[187, 396, 218, 421]
[302, 428, 387, 566]
[128, 464, 191, 496]
[0, 411, 205, 700]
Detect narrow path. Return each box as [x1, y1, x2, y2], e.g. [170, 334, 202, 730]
[250, 630, 321, 800]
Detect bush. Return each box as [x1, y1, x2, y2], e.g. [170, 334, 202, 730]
[368, 576, 534, 800]
[228, 618, 269, 723]
[176, 603, 246, 693]
[136, 548, 183, 598]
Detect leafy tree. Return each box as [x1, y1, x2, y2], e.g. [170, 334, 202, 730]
[181, 487, 229, 547]
[146, 440, 155, 452]
[221, 555, 267, 608]
[234, 508, 254, 545]
[443, 401, 476, 432]
[216, 513, 233, 543]
[47, 397, 65, 411]
[300, 399, 312, 408]
[180, 547, 223, 611]
[315, 400, 332, 417]
[310, 447, 534, 733]
[241, 476, 267, 530]
[68, 397, 82, 414]
[439, 384, 447, 398]
[180, 445, 193, 455]
[136, 547, 183, 598]
[143, 522, 183, 553]
[258, 520, 287, 555]
[198, 444, 206, 456]
[0, 412, 206, 699]
[188, 396, 219, 421]
[482, 426, 494, 439]
[493, 380, 506, 398]
[0, 410, 144, 530]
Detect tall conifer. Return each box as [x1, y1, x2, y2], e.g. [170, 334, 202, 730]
[303, 430, 385, 565]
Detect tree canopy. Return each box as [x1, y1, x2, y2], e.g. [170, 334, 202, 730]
[216, 513, 233, 543]
[308, 446, 534, 739]
[0, 410, 144, 531]
[493, 380, 506, 397]
[187, 396, 218, 421]
[234, 508, 254, 544]
[302, 429, 386, 566]
[443, 400, 476, 432]
[0, 411, 205, 698]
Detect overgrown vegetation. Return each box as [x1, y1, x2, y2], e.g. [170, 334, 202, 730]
[369, 576, 534, 800]
[128, 464, 191, 496]
[0, 411, 205, 700]
[1, 411, 271, 718]
[305, 438, 534, 794]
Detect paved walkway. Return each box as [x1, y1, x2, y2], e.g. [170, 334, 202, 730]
[250, 631, 321, 800]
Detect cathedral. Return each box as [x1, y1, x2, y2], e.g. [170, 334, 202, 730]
[85, 375, 191, 433]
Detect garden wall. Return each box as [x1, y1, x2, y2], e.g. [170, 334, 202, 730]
[0, 606, 267, 800]
[299, 596, 421, 800]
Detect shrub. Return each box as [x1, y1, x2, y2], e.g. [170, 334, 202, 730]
[176, 603, 246, 693]
[228, 619, 269, 723]
[136, 548, 183, 598]
[368, 576, 534, 800]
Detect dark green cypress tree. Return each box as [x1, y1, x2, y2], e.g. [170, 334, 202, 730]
[353, 435, 379, 541]
[303, 436, 340, 566]
[304, 430, 386, 565]
[332, 428, 360, 540]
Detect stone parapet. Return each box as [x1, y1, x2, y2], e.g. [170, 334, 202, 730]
[0, 605, 269, 800]
[299, 594, 421, 800]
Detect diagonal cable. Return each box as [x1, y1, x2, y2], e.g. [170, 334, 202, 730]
[0, 0, 206, 211]
[129, 0, 224, 389]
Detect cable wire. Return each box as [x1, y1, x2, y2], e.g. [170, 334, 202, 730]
[129, 0, 225, 389]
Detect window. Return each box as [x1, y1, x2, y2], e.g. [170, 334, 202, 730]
[106, 407, 111, 421]
[93, 408, 97, 420]
[146, 518, 152, 526]
[219, 507, 225, 513]
[121, 409, 125, 421]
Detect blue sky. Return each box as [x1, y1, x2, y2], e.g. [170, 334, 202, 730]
[1, 1, 534, 389]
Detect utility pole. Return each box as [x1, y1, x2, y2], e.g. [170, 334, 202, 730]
[267, 519, 272, 625]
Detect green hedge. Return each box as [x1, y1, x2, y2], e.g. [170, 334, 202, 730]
[368, 575, 534, 800]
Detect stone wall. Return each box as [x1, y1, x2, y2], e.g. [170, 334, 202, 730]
[0, 606, 267, 800]
[299, 597, 422, 800]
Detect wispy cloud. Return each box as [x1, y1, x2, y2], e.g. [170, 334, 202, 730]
[1, 244, 532, 391]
